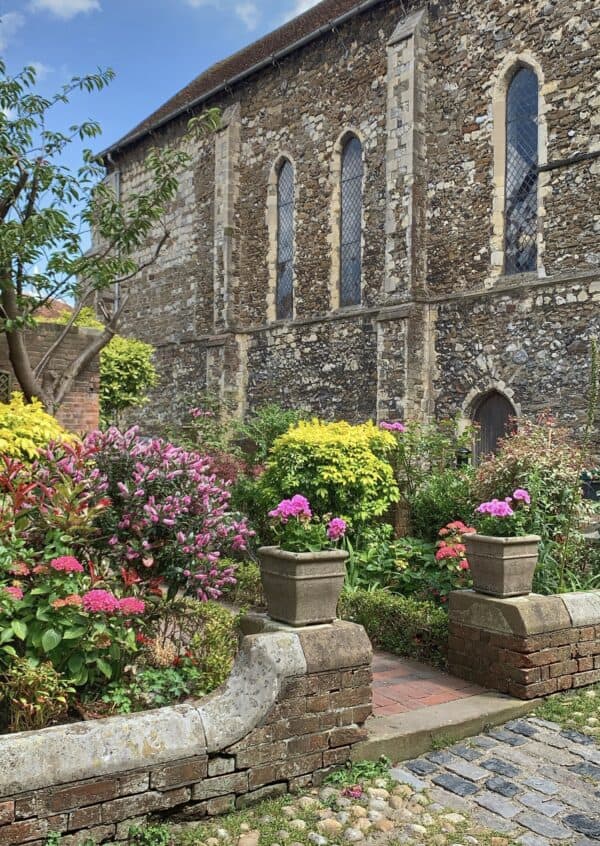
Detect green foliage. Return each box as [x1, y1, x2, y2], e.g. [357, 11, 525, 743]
[408, 468, 476, 542]
[101, 662, 202, 713]
[324, 757, 391, 787]
[339, 588, 448, 667]
[128, 824, 171, 846]
[260, 420, 399, 529]
[99, 335, 158, 424]
[222, 560, 264, 607]
[235, 404, 307, 465]
[0, 393, 74, 458]
[386, 418, 474, 500]
[47, 307, 159, 426]
[0, 657, 75, 732]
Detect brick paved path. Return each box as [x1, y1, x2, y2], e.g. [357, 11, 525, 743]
[372, 651, 483, 715]
[391, 716, 599, 844]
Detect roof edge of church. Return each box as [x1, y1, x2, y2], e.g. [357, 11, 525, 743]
[100, 0, 390, 161]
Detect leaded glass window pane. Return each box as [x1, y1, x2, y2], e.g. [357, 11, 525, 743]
[505, 67, 539, 274]
[340, 137, 363, 306]
[276, 160, 294, 320]
[0, 371, 10, 404]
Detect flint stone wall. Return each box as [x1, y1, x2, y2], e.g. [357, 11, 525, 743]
[110, 0, 599, 443]
[448, 590, 600, 699]
[0, 621, 372, 846]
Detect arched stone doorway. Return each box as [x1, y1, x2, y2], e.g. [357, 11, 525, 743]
[472, 390, 516, 461]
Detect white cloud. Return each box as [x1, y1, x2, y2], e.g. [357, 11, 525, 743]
[184, 0, 260, 31]
[0, 11, 26, 51]
[283, 0, 320, 21]
[29, 0, 100, 20]
[30, 61, 53, 80]
[234, 1, 258, 30]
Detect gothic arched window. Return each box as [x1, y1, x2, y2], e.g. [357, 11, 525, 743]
[473, 391, 516, 461]
[340, 136, 363, 306]
[276, 159, 294, 320]
[505, 67, 539, 274]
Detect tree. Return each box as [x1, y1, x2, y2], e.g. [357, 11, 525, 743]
[0, 61, 218, 413]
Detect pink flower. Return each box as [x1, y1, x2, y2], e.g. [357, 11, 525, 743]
[82, 589, 120, 614]
[458, 559, 470, 571]
[118, 597, 146, 616]
[269, 494, 312, 523]
[476, 498, 514, 518]
[379, 421, 406, 432]
[49, 556, 85, 573]
[4, 586, 23, 601]
[327, 517, 347, 541]
[512, 488, 531, 505]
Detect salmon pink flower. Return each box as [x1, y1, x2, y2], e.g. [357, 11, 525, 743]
[50, 556, 84, 573]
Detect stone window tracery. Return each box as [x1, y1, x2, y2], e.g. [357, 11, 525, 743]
[340, 135, 363, 306]
[504, 67, 539, 274]
[276, 159, 294, 320]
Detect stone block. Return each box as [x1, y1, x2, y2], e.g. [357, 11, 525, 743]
[208, 757, 235, 777]
[297, 622, 372, 673]
[560, 592, 600, 627]
[0, 803, 14, 826]
[235, 783, 287, 808]
[150, 758, 208, 790]
[0, 819, 47, 845]
[192, 772, 248, 801]
[449, 592, 572, 637]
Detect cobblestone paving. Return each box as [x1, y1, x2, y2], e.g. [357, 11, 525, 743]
[392, 716, 599, 845]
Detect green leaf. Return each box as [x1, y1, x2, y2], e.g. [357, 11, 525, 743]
[63, 626, 87, 640]
[11, 620, 27, 640]
[68, 652, 84, 674]
[96, 658, 113, 679]
[41, 628, 62, 652]
[0, 628, 15, 644]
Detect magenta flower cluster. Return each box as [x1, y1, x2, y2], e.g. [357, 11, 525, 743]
[326, 517, 347, 541]
[476, 488, 531, 518]
[85, 427, 253, 601]
[268, 494, 312, 523]
[49, 556, 84, 574]
[81, 589, 145, 616]
[379, 421, 406, 432]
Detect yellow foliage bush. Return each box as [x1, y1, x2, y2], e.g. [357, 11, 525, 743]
[0, 393, 74, 460]
[261, 419, 399, 525]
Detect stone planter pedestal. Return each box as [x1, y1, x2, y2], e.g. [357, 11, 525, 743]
[257, 546, 348, 627]
[464, 533, 541, 598]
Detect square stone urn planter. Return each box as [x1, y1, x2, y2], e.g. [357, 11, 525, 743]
[257, 546, 348, 626]
[463, 533, 541, 598]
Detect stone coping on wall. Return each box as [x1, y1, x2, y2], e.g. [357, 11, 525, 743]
[0, 620, 373, 845]
[448, 590, 600, 699]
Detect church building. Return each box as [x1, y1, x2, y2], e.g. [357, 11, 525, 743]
[101, 0, 600, 454]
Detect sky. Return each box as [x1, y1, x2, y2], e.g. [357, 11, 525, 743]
[0, 0, 321, 158]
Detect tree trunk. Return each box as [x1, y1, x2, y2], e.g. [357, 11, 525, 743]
[1, 285, 52, 408]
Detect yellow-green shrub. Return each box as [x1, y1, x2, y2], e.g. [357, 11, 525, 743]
[0, 393, 73, 460]
[260, 419, 399, 526]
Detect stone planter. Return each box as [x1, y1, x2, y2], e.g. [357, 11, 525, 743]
[257, 545, 348, 626]
[464, 533, 541, 598]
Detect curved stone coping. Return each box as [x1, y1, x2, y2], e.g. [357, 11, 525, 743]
[0, 630, 306, 798]
[449, 589, 600, 636]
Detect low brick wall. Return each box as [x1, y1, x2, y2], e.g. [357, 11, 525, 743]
[0, 621, 372, 845]
[448, 590, 600, 699]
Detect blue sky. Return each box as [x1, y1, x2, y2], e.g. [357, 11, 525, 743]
[1, 0, 319, 156]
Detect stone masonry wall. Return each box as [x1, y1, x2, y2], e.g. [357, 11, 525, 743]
[0, 324, 100, 433]
[448, 590, 600, 700]
[0, 623, 372, 846]
[109, 0, 599, 437]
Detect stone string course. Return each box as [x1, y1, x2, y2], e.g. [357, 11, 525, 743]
[448, 590, 600, 699]
[0, 622, 372, 846]
[109, 0, 598, 446]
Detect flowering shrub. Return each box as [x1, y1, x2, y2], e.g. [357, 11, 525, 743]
[268, 495, 347, 552]
[0, 657, 75, 732]
[475, 489, 532, 537]
[90, 427, 252, 600]
[433, 521, 475, 600]
[0, 554, 144, 687]
[261, 420, 399, 529]
[0, 393, 74, 461]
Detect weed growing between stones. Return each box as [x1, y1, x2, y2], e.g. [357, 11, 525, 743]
[535, 684, 600, 736]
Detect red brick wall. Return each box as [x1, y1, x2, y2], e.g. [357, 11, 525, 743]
[449, 620, 600, 699]
[0, 324, 99, 433]
[0, 665, 371, 845]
